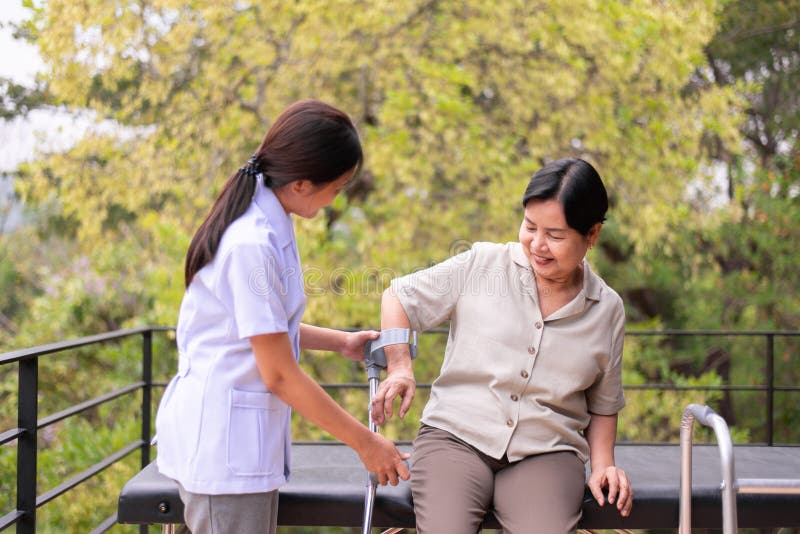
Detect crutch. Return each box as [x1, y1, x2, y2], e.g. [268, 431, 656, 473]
[362, 328, 418, 534]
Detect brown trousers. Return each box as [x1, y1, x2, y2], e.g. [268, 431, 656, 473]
[410, 424, 586, 534]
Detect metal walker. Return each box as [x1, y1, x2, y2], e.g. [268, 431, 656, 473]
[679, 403, 800, 534]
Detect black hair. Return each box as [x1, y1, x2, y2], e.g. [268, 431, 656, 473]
[521, 158, 608, 236]
[185, 99, 362, 287]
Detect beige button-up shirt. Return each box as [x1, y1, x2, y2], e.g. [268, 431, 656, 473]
[391, 242, 625, 463]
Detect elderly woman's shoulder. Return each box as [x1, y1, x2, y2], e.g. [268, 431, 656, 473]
[462, 241, 520, 259]
[448, 241, 508, 256]
[470, 241, 509, 251]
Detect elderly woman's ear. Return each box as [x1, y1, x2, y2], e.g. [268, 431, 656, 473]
[587, 222, 603, 250]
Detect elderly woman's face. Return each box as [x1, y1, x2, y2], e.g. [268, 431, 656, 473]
[518, 199, 599, 285]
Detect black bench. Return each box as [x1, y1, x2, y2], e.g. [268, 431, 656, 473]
[118, 442, 800, 530]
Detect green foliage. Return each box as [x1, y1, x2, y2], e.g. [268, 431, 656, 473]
[15, 0, 742, 333]
[706, 0, 800, 162]
[0, 77, 48, 119]
[34, 401, 140, 533]
[1, 0, 799, 530]
[0, 445, 16, 519]
[0, 229, 41, 347]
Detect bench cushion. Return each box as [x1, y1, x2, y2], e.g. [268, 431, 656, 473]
[118, 443, 800, 529]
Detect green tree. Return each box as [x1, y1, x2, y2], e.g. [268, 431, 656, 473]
[12, 0, 749, 442]
[706, 0, 799, 170]
[602, 0, 800, 443]
[8, 0, 799, 530]
[17, 0, 741, 329]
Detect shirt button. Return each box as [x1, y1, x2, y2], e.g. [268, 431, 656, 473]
[506, 419, 514, 427]
[520, 370, 529, 378]
[511, 394, 519, 401]
[527, 346, 536, 355]
[535, 321, 543, 329]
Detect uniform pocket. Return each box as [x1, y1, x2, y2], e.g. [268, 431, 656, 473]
[226, 388, 287, 475]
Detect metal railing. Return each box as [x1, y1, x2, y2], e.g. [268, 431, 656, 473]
[626, 330, 799, 446]
[0, 327, 172, 534]
[0, 327, 798, 532]
[330, 328, 800, 445]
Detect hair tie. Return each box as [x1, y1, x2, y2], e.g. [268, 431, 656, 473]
[239, 154, 261, 180]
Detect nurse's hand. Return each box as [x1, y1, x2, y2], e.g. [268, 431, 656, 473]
[357, 432, 411, 486]
[339, 329, 380, 362]
[371, 369, 416, 425]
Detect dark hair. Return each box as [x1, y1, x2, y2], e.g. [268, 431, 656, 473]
[521, 158, 608, 236]
[184, 99, 363, 287]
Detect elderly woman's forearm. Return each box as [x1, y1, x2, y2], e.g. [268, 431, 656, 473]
[586, 413, 619, 469]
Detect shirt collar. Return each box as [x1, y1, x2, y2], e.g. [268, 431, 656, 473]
[509, 242, 603, 303]
[252, 179, 294, 247]
[581, 260, 602, 302]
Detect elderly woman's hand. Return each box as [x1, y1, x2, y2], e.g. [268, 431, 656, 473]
[371, 370, 416, 425]
[588, 465, 633, 517]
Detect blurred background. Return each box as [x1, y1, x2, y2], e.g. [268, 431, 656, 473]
[1, 0, 798, 531]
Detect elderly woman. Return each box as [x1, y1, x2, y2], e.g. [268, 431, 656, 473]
[373, 158, 633, 533]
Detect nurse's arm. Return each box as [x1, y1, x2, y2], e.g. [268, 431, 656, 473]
[370, 288, 416, 425]
[250, 332, 410, 485]
[585, 412, 633, 517]
[299, 323, 379, 362]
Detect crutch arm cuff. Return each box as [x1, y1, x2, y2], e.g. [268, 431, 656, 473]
[364, 328, 418, 371]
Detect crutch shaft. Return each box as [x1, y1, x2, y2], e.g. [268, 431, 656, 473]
[361, 329, 418, 534]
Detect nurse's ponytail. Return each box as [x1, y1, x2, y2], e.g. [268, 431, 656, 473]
[184, 100, 363, 287]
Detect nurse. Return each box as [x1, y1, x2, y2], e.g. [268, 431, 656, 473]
[155, 99, 411, 534]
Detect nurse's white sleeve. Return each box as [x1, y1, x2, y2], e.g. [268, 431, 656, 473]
[215, 242, 290, 339]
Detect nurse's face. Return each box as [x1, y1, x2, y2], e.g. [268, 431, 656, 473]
[290, 168, 354, 219]
[518, 199, 599, 286]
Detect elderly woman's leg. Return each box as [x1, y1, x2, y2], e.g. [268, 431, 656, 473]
[410, 425, 494, 534]
[493, 451, 585, 534]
